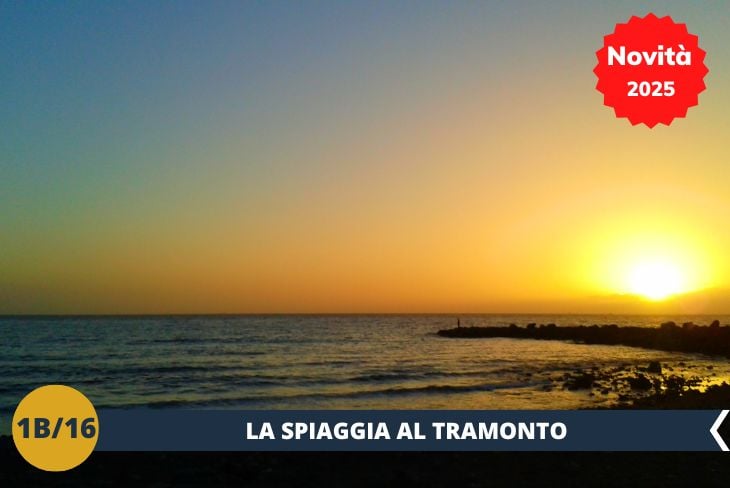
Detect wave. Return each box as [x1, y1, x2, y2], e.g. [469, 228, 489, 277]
[134, 339, 268, 348]
[347, 370, 491, 382]
[94, 380, 542, 409]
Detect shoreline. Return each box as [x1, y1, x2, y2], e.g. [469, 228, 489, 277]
[434, 321, 730, 408]
[437, 321, 730, 408]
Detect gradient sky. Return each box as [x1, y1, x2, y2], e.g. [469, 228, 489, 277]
[2, 1, 730, 314]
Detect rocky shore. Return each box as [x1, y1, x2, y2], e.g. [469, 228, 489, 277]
[437, 320, 730, 357]
[557, 360, 730, 409]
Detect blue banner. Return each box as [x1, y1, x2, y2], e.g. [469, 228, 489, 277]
[95, 410, 730, 452]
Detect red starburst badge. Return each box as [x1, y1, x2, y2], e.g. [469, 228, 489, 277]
[594, 13, 708, 128]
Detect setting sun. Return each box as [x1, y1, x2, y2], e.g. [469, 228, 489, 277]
[628, 260, 686, 301]
[579, 216, 722, 310]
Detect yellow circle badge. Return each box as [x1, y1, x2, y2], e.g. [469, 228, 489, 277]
[12, 385, 99, 471]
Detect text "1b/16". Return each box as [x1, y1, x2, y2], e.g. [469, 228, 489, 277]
[16, 417, 97, 439]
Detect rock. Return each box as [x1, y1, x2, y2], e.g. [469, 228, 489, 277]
[436, 322, 730, 357]
[710, 320, 720, 328]
[664, 376, 687, 394]
[647, 361, 662, 374]
[628, 374, 652, 390]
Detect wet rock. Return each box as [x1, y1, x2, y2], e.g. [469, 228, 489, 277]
[710, 320, 721, 328]
[628, 374, 652, 390]
[664, 376, 687, 394]
[647, 361, 662, 374]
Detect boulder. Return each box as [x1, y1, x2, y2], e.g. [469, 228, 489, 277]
[647, 361, 662, 374]
[628, 374, 653, 390]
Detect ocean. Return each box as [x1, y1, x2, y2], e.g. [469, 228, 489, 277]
[2, 314, 730, 434]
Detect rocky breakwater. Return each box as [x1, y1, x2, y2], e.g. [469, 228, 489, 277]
[437, 320, 730, 357]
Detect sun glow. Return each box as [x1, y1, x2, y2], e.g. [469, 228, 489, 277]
[627, 260, 686, 301]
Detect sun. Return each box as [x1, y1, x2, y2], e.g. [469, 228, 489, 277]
[627, 260, 685, 300]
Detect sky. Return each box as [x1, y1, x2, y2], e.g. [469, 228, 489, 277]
[2, 1, 730, 314]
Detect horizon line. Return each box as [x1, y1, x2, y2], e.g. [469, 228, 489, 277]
[3, 311, 730, 319]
